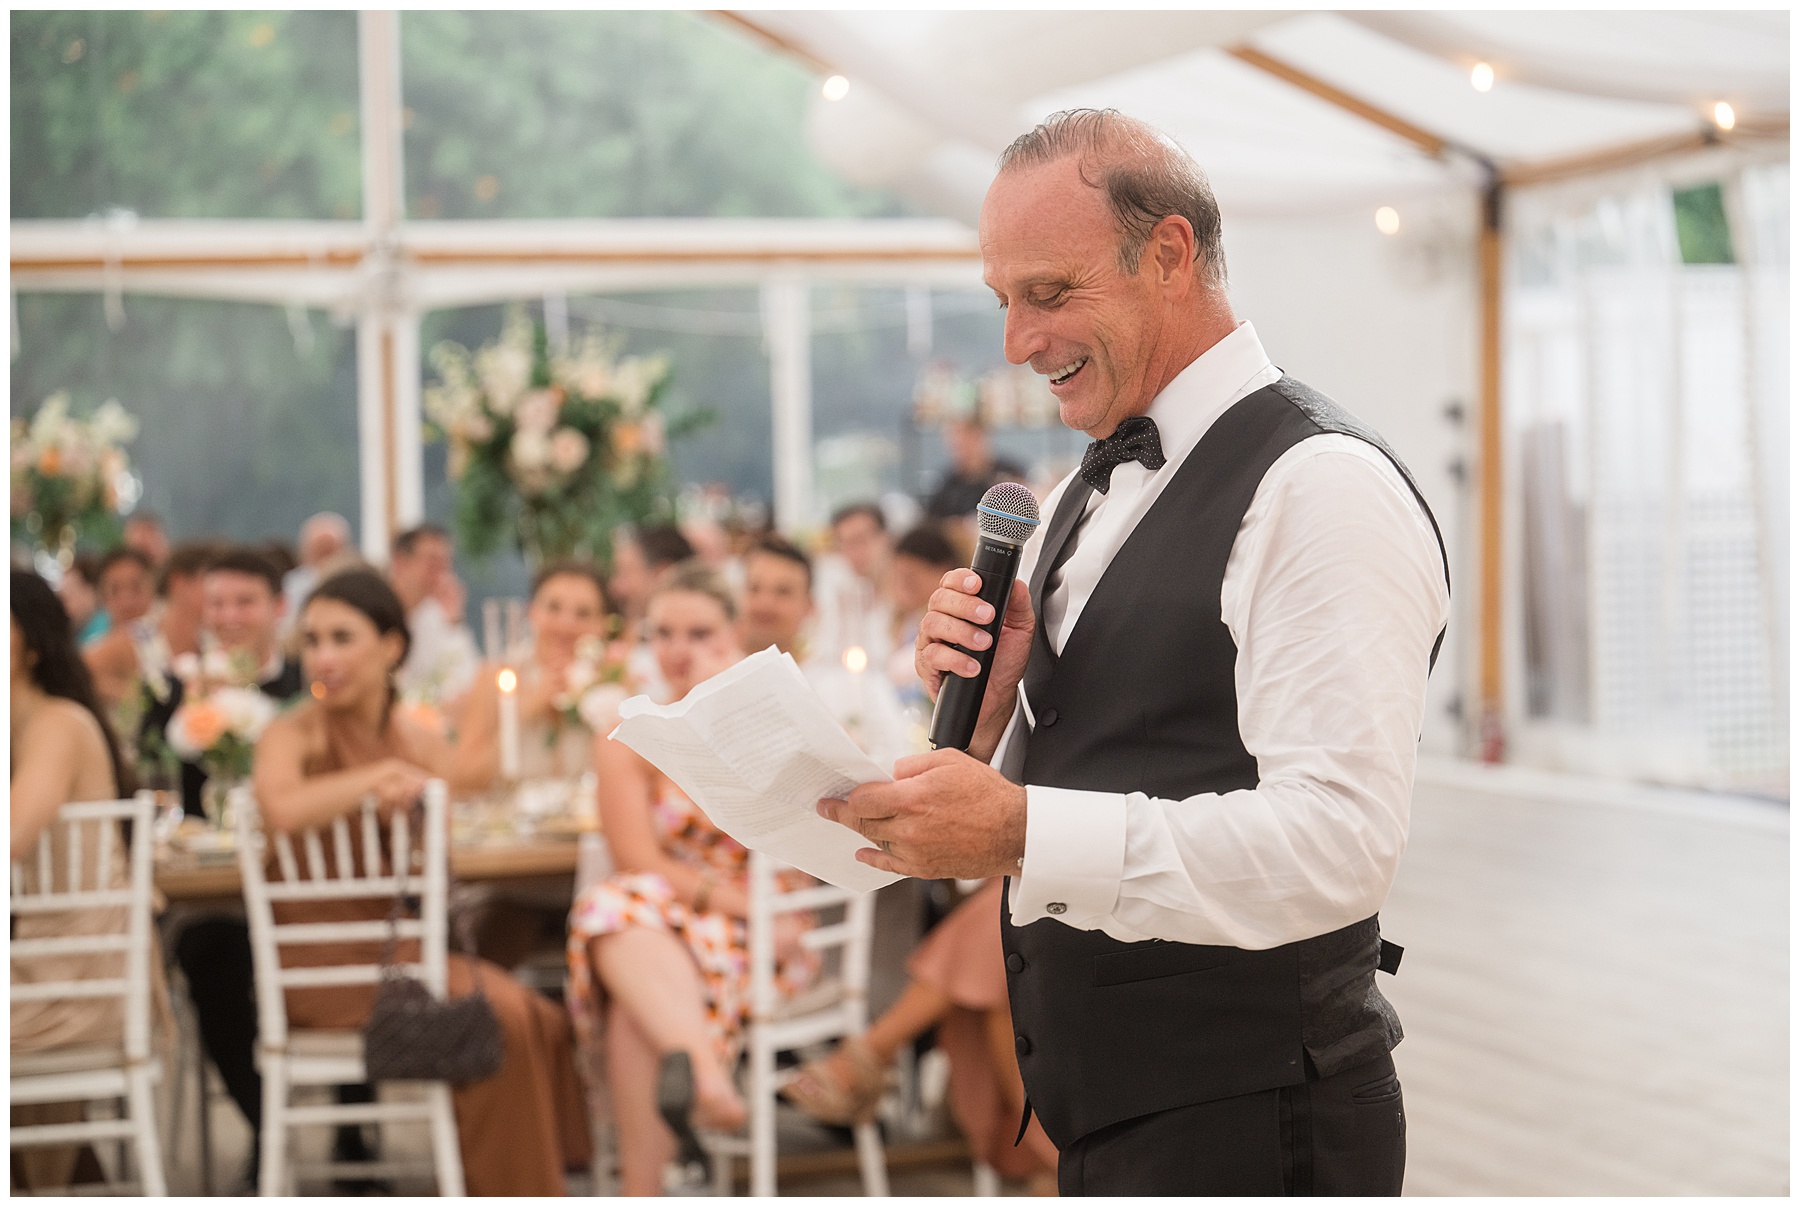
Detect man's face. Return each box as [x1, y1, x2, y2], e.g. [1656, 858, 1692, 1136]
[123, 519, 169, 567]
[740, 551, 813, 654]
[391, 535, 451, 605]
[944, 419, 990, 475]
[980, 156, 1172, 438]
[204, 570, 283, 659]
[833, 514, 891, 582]
[100, 561, 155, 625]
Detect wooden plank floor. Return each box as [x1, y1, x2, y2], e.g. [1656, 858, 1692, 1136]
[1384, 760, 1788, 1196]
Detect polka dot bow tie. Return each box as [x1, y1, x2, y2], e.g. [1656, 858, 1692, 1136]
[1079, 415, 1167, 494]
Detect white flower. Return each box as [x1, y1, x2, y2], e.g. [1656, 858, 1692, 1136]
[90, 399, 138, 446]
[29, 393, 70, 447]
[509, 429, 550, 471]
[641, 410, 666, 458]
[515, 389, 561, 437]
[170, 652, 201, 684]
[216, 686, 278, 739]
[477, 343, 533, 415]
[548, 427, 590, 475]
[576, 682, 628, 733]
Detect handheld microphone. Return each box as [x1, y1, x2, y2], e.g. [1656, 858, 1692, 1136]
[928, 482, 1042, 751]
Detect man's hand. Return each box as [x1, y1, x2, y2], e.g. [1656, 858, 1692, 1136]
[817, 749, 1026, 880]
[915, 571, 1035, 763]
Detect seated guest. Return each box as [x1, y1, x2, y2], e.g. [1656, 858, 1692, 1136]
[279, 512, 353, 641]
[154, 546, 312, 1180]
[10, 570, 172, 1191]
[387, 523, 480, 707]
[81, 547, 157, 712]
[86, 541, 212, 736]
[57, 552, 109, 647]
[455, 560, 615, 789]
[252, 569, 591, 1194]
[924, 415, 1026, 524]
[884, 525, 963, 709]
[567, 563, 817, 1196]
[741, 533, 911, 767]
[122, 510, 171, 572]
[814, 502, 895, 662]
[608, 524, 694, 702]
[783, 879, 1058, 1192]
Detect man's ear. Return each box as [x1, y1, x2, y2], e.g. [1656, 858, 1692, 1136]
[1150, 214, 1197, 290]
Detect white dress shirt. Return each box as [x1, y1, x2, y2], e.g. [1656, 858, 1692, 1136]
[993, 322, 1450, 950]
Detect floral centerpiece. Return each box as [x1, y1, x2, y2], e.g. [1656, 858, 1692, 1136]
[10, 393, 141, 562]
[552, 634, 636, 736]
[424, 308, 705, 565]
[150, 647, 282, 828]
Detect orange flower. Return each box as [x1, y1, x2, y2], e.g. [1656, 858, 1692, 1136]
[612, 422, 643, 456]
[37, 447, 61, 476]
[179, 699, 228, 751]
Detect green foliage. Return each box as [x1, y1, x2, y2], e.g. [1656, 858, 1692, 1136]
[1672, 183, 1736, 265]
[12, 10, 361, 219]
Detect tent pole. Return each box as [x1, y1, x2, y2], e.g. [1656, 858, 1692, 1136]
[1476, 180, 1505, 762]
[763, 273, 814, 535]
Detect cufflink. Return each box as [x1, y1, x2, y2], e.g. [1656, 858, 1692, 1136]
[1046, 902, 1067, 916]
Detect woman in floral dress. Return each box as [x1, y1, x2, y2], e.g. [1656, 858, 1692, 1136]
[567, 562, 814, 1195]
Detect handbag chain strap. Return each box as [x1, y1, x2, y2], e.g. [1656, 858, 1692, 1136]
[375, 795, 487, 999]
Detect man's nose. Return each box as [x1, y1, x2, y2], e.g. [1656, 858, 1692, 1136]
[1001, 306, 1048, 367]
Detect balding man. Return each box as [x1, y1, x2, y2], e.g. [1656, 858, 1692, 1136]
[279, 512, 354, 639]
[819, 110, 1448, 1194]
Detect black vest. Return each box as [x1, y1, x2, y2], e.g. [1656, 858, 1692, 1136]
[1001, 376, 1448, 1147]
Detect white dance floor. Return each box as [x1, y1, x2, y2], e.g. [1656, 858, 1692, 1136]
[1386, 760, 1788, 1196]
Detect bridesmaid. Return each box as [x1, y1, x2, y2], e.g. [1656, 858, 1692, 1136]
[252, 568, 591, 1195]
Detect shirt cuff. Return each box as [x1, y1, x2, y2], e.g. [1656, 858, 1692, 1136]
[1010, 786, 1127, 929]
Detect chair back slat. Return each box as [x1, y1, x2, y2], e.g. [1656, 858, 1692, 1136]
[331, 816, 354, 881]
[274, 831, 300, 883]
[12, 862, 23, 896]
[273, 919, 423, 945]
[278, 962, 425, 990]
[12, 891, 132, 913]
[361, 800, 383, 878]
[12, 978, 129, 1002]
[11, 933, 132, 958]
[67, 816, 82, 892]
[303, 830, 329, 881]
[96, 814, 114, 895]
[37, 831, 53, 894]
[393, 806, 412, 884]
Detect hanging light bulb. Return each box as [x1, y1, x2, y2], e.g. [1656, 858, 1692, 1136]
[1375, 207, 1401, 236]
[822, 75, 850, 102]
[1470, 62, 1495, 92]
[1713, 101, 1737, 131]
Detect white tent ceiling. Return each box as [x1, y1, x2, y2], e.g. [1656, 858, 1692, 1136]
[737, 10, 1788, 222]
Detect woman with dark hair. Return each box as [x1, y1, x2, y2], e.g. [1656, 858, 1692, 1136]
[453, 559, 616, 790]
[11, 570, 169, 1190]
[251, 568, 591, 1195]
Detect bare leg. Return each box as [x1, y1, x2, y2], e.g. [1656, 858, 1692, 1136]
[862, 979, 954, 1064]
[606, 1003, 675, 1197]
[589, 928, 746, 1132]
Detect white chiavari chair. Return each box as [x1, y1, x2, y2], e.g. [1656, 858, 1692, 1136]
[10, 792, 166, 1195]
[235, 780, 464, 1196]
[703, 850, 889, 1197]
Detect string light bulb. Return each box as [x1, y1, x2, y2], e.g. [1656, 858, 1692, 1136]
[497, 668, 518, 693]
[1713, 101, 1737, 131]
[843, 645, 869, 673]
[1470, 62, 1495, 92]
[822, 75, 850, 102]
[1375, 207, 1401, 236]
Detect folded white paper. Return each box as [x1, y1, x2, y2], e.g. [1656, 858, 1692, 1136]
[609, 646, 903, 893]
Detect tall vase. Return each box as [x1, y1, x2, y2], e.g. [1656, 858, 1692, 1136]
[200, 777, 240, 835]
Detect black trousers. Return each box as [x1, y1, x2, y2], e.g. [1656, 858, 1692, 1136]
[1056, 1052, 1406, 1196]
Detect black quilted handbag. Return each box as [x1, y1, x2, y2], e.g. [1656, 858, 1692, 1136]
[361, 805, 504, 1086]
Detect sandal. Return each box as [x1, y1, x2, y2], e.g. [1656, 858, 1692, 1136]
[781, 1037, 889, 1125]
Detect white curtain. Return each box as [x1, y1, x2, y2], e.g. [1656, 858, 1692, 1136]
[1504, 162, 1788, 793]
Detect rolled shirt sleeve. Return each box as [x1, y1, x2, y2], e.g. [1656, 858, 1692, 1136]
[1009, 437, 1449, 947]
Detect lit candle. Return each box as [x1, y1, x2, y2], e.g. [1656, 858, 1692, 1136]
[497, 666, 521, 781]
[843, 645, 869, 745]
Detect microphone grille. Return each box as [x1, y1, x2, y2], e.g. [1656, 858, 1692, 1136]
[975, 482, 1041, 545]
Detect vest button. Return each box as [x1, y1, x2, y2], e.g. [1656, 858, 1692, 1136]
[1046, 902, 1067, 916]
[1015, 1034, 1032, 1058]
[1006, 953, 1025, 973]
[1040, 708, 1059, 727]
